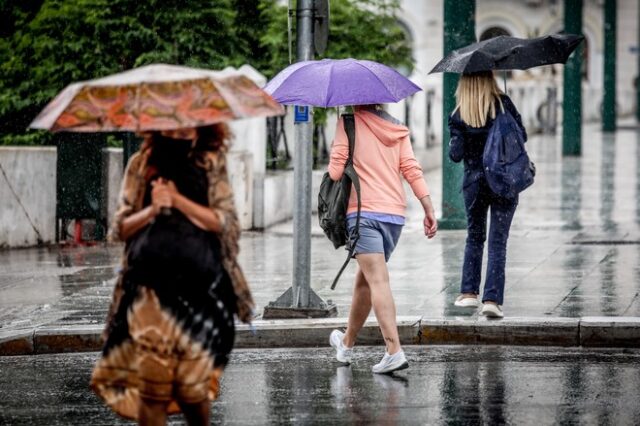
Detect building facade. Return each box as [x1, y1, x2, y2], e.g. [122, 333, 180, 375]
[393, 0, 639, 149]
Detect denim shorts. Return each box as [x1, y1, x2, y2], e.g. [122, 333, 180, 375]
[346, 217, 403, 262]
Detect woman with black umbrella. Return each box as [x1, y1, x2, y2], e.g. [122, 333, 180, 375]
[448, 71, 526, 318]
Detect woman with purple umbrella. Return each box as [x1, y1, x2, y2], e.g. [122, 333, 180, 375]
[266, 58, 437, 374]
[328, 104, 437, 373]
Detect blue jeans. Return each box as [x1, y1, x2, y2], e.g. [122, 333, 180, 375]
[461, 178, 517, 305]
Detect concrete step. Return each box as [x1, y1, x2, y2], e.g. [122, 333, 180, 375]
[2, 316, 639, 356]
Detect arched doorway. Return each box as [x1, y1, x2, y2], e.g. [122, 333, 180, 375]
[395, 19, 414, 77]
[580, 36, 589, 81]
[479, 26, 511, 41]
[479, 26, 513, 80]
[395, 19, 415, 142]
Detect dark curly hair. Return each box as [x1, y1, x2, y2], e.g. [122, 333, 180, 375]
[140, 123, 232, 182]
[195, 123, 232, 153]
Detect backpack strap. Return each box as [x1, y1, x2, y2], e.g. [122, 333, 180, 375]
[331, 114, 361, 290]
[345, 114, 356, 164]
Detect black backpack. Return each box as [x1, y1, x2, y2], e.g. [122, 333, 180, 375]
[318, 113, 361, 290]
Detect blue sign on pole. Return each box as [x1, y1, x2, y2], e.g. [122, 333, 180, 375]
[294, 105, 309, 123]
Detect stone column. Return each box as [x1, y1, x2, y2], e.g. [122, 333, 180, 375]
[563, 0, 583, 156]
[602, 0, 617, 132]
[440, 0, 475, 230]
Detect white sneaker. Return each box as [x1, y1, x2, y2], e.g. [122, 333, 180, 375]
[454, 295, 479, 308]
[372, 350, 409, 374]
[481, 303, 504, 318]
[330, 330, 353, 364]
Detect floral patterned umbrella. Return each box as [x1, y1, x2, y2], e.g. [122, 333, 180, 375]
[30, 64, 284, 132]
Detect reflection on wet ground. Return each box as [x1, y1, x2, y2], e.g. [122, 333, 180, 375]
[0, 125, 639, 333]
[0, 346, 639, 425]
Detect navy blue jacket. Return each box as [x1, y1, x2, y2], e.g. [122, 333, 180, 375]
[448, 95, 527, 189]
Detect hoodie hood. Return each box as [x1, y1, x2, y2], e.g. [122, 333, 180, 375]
[355, 110, 409, 147]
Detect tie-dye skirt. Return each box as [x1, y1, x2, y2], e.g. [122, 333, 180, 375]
[91, 263, 236, 420]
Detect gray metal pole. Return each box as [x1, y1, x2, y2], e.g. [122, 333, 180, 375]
[263, 0, 336, 319]
[297, 0, 314, 61]
[292, 0, 314, 307]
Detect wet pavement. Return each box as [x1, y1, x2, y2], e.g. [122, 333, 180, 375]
[1, 124, 640, 339]
[1, 346, 639, 425]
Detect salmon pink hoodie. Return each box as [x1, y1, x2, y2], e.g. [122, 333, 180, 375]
[328, 110, 430, 217]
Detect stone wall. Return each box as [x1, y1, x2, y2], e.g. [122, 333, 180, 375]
[0, 147, 57, 247]
[255, 170, 326, 229]
[0, 147, 255, 248]
[102, 148, 123, 229]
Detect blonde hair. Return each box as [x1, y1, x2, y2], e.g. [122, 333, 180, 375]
[454, 71, 503, 128]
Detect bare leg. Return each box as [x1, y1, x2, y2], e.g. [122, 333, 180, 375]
[356, 253, 401, 355]
[179, 366, 224, 425]
[179, 400, 210, 426]
[139, 398, 168, 426]
[343, 268, 372, 348]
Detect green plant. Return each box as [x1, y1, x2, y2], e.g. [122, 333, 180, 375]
[0, 0, 413, 146]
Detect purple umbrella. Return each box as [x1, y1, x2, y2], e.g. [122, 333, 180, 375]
[264, 58, 421, 107]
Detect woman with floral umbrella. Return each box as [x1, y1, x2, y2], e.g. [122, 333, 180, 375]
[90, 124, 255, 425]
[31, 64, 283, 425]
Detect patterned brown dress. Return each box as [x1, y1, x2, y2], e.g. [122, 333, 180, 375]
[91, 145, 254, 420]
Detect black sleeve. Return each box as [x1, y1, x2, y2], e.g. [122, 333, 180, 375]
[448, 113, 465, 163]
[502, 96, 528, 142]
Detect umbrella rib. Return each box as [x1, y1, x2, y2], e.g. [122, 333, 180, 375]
[324, 62, 334, 108]
[353, 61, 397, 105]
[216, 77, 247, 118]
[134, 84, 142, 132]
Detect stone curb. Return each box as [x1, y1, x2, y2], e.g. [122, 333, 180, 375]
[1, 316, 639, 356]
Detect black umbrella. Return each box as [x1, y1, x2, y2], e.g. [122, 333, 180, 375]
[429, 33, 584, 74]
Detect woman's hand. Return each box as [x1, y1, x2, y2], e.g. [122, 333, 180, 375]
[118, 178, 190, 241]
[151, 178, 174, 215]
[164, 179, 179, 196]
[420, 195, 438, 239]
[163, 179, 223, 233]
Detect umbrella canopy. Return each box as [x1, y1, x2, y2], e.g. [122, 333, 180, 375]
[429, 33, 584, 74]
[264, 58, 421, 107]
[30, 64, 284, 132]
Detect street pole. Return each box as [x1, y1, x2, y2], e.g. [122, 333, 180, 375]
[563, 0, 583, 156]
[293, 0, 314, 309]
[439, 0, 475, 230]
[263, 0, 336, 319]
[637, 1, 640, 122]
[602, 0, 616, 132]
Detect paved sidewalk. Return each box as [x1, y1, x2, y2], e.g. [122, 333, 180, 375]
[1, 124, 639, 354]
